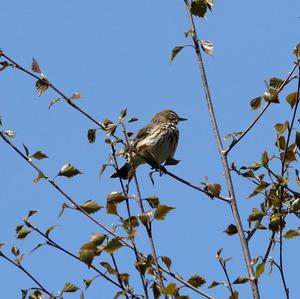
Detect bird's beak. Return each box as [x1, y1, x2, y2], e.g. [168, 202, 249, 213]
[178, 117, 188, 122]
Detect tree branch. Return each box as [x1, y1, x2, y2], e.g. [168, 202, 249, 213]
[183, 1, 260, 298]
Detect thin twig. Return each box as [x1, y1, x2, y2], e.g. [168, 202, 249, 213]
[0, 132, 213, 299]
[0, 252, 54, 297]
[110, 143, 149, 299]
[183, 1, 260, 298]
[225, 63, 298, 154]
[218, 259, 236, 298]
[25, 221, 135, 296]
[120, 123, 165, 291]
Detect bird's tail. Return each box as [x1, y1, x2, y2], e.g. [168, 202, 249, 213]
[110, 162, 133, 179]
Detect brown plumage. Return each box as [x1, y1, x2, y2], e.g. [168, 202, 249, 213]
[111, 109, 187, 179]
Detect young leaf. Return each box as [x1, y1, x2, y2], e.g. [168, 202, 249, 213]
[4, 130, 16, 138]
[145, 196, 160, 208]
[247, 208, 265, 222]
[79, 242, 99, 266]
[35, 79, 49, 96]
[62, 282, 79, 293]
[294, 42, 300, 59]
[107, 192, 127, 203]
[170, 46, 185, 63]
[206, 183, 221, 197]
[250, 97, 262, 110]
[224, 224, 238, 236]
[161, 282, 178, 295]
[286, 92, 299, 109]
[187, 274, 206, 288]
[33, 171, 48, 183]
[232, 275, 249, 284]
[16, 227, 31, 240]
[100, 261, 117, 275]
[161, 256, 172, 269]
[274, 121, 289, 135]
[31, 150, 48, 160]
[248, 181, 270, 198]
[48, 97, 62, 109]
[201, 40, 214, 56]
[70, 92, 82, 100]
[255, 262, 265, 278]
[104, 238, 123, 254]
[284, 229, 300, 239]
[78, 200, 103, 214]
[87, 129, 97, 144]
[191, 0, 208, 18]
[229, 291, 239, 299]
[57, 163, 82, 178]
[208, 281, 222, 289]
[154, 204, 175, 221]
[90, 233, 106, 245]
[31, 57, 41, 73]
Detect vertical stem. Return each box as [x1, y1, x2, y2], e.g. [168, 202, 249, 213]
[183, 1, 260, 298]
[110, 144, 149, 299]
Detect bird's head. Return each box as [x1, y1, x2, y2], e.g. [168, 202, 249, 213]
[152, 109, 187, 125]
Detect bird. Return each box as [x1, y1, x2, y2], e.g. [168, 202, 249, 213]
[111, 109, 187, 179]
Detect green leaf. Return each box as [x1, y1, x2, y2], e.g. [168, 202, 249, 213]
[268, 213, 285, 232]
[128, 117, 138, 123]
[296, 132, 300, 148]
[292, 197, 300, 211]
[4, 130, 16, 138]
[139, 211, 153, 225]
[119, 273, 130, 286]
[100, 261, 117, 275]
[228, 291, 239, 299]
[191, 0, 207, 18]
[70, 92, 82, 100]
[250, 97, 262, 110]
[224, 224, 238, 236]
[248, 181, 270, 198]
[87, 129, 97, 144]
[151, 282, 161, 299]
[33, 171, 47, 183]
[200, 40, 214, 56]
[286, 92, 299, 109]
[16, 227, 31, 240]
[146, 196, 160, 208]
[187, 274, 206, 288]
[104, 238, 123, 254]
[154, 204, 175, 221]
[27, 210, 39, 218]
[255, 262, 265, 278]
[31, 150, 48, 160]
[79, 200, 103, 214]
[107, 192, 127, 203]
[284, 229, 300, 239]
[247, 208, 265, 222]
[260, 150, 269, 165]
[170, 46, 185, 63]
[35, 79, 49, 96]
[161, 256, 172, 269]
[276, 135, 286, 150]
[28, 290, 43, 299]
[274, 121, 289, 135]
[294, 42, 300, 59]
[206, 183, 221, 197]
[45, 225, 56, 237]
[58, 163, 82, 178]
[119, 108, 127, 122]
[79, 242, 99, 266]
[48, 97, 62, 109]
[83, 278, 93, 290]
[161, 282, 178, 295]
[232, 275, 249, 284]
[62, 282, 80, 293]
[248, 162, 261, 171]
[263, 87, 279, 103]
[90, 233, 106, 245]
[208, 281, 222, 289]
[106, 202, 118, 215]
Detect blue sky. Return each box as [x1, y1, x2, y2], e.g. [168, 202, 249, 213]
[1, 0, 300, 298]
